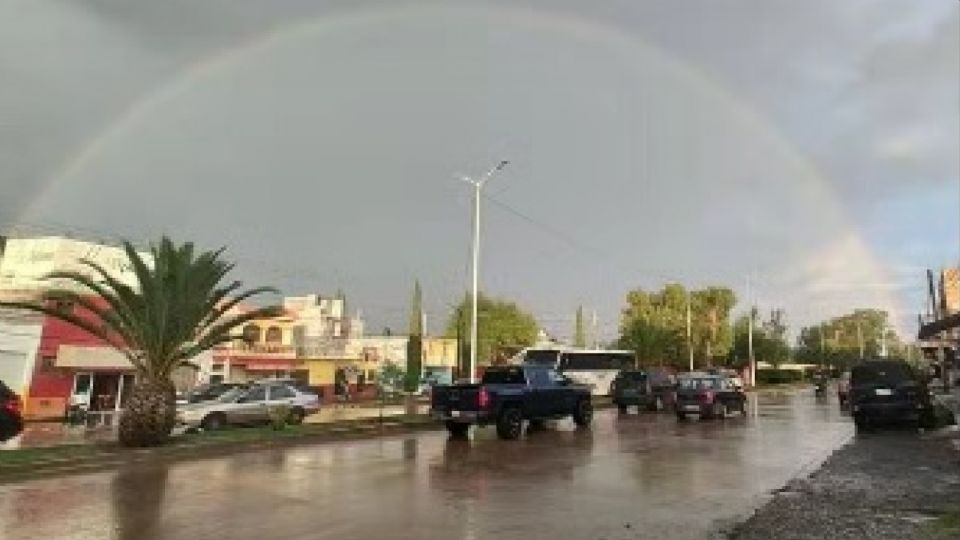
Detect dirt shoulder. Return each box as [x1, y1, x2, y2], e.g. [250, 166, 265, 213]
[727, 428, 960, 540]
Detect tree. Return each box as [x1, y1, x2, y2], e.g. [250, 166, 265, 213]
[618, 284, 736, 369]
[729, 310, 789, 369]
[0, 238, 280, 447]
[795, 309, 902, 371]
[573, 305, 586, 348]
[446, 293, 538, 364]
[379, 361, 406, 393]
[405, 280, 423, 391]
[690, 287, 737, 364]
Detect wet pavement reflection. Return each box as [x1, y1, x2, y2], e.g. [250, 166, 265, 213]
[0, 389, 851, 540]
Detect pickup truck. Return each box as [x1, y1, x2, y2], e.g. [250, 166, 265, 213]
[431, 364, 594, 440]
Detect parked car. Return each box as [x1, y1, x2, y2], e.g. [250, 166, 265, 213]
[0, 380, 24, 442]
[177, 382, 320, 431]
[430, 364, 593, 440]
[674, 373, 747, 421]
[849, 360, 933, 431]
[611, 370, 668, 412]
[178, 382, 248, 405]
[837, 371, 851, 407]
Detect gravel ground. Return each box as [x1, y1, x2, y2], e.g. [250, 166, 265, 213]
[728, 428, 960, 540]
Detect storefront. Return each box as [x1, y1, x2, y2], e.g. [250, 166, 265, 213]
[56, 345, 136, 422]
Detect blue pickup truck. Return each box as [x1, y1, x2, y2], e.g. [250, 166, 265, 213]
[430, 364, 594, 440]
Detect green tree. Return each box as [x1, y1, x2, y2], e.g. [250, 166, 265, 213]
[406, 281, 423, 391]
[445, 293, 538, 364]
[729, 309, 790, 369]
[573, 305, 586, 348]
[379, 361, 406, 393]
[690, 287, 737, 365]
[618, 284, 690, 368]
[795, 309, 901, 371]
[619, 284, 736, 369]
[0, 238, 280, 447]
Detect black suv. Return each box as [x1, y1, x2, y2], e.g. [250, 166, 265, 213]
[611, 370, 670, 412]
[1, 380, 24, 442]
[849, 360, 933, 430]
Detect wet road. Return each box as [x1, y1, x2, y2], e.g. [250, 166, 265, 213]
[0, 389, 851, 540]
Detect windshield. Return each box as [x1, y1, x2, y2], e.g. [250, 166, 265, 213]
[678, 378, 719, 390]
[524, 350, 560, 366]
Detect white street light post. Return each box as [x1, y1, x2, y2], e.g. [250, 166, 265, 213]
[460, 160, 509, 383]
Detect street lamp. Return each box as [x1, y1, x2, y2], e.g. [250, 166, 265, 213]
[459, 160, 509, 383]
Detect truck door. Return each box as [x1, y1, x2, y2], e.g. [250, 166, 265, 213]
[524, 367, 556, 417]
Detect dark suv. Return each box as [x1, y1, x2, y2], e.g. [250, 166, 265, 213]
[1, 380, 24, 443]
[611, 370, 671, 412]
[849, 360, 933, 430]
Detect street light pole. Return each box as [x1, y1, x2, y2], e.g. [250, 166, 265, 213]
[461, 160, 509, 383]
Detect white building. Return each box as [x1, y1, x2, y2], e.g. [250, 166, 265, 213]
[0, 236, 149, 300]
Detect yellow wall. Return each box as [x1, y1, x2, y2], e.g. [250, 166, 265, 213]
[305, 357, 373, 385]
[423, 337, 457, 368]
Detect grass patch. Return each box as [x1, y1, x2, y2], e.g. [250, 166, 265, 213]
[924, 508, 960, 539]
[0, 444, 104, 466]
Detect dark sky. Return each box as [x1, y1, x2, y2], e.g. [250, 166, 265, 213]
[1, 0, 957, 341]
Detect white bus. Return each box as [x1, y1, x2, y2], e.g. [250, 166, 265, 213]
[517, 348, 635, 396]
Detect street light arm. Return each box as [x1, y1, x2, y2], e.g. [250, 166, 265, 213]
[478, 160, 510, 187]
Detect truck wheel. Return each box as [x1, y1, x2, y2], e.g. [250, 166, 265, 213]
[617, 403, 628, 414]
[445, 421, 470, 438]
[676, 412, 687, 421]
[496, 408, 523, 440]
[573, 400, 593, 427]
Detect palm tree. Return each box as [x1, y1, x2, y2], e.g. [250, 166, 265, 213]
[0, 238, 281, 447]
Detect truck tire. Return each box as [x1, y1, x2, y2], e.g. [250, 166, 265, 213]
[617, 403, 628, 414]
[445, 421, 470, 438]
[676, 411, 687, 421]
[573, 399, 593, 427]
[496, 408, 523, 440]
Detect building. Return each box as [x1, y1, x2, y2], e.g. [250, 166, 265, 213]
[0, 236, 147, 300]
[211, 310, 302, 384]
[918, 267, 959, 387]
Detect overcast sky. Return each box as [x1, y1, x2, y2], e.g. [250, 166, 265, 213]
[1, 0, 957, 341]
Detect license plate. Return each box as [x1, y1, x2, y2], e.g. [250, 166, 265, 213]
[875, 388, 892, 396]
[450, 410, 461, 418]
[684, 405, 701, 412]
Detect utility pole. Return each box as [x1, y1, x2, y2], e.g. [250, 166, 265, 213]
[856, 320, 864, 360]
[747, 276, 755, 387]
[460, 160, 509, 383]
[686, 291, 694, 372]
[592, 310, 599, 349]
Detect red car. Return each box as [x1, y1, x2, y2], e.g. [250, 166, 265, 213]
[0, 380, 24, 442]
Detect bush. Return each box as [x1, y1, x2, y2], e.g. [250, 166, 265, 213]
[266, 404, 291, 431]
[756, 369, 803, 385]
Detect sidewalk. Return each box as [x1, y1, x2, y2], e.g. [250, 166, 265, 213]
[2, 402, 430, 450]
[728, 428, 960, 540]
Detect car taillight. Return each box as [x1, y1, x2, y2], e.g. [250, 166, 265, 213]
[4, 397, 22, 415]
[702, 391, 714, 403]
[478, 388, 490, 409]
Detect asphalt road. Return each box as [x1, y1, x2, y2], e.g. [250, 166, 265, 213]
[0, 389, 852, 540]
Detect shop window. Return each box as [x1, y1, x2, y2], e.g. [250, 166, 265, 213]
[265, 326, 282, 344]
